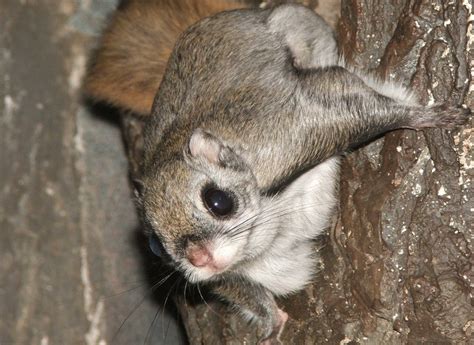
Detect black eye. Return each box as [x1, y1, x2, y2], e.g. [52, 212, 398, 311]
[148, 232, 163, 257]
[203, 187, 235, 217]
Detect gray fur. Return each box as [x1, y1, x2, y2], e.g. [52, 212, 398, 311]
[136, 4, 470, 342]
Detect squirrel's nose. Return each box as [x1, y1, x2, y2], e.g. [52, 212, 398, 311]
[186, 242, 212, 267]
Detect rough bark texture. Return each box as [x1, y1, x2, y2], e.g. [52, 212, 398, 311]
[2, 1, 472, 345]
[0, 1, 184, 344]
[124, 0, 474, 344]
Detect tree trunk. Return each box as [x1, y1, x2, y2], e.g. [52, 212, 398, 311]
[3, 0, 470, 344]
[122, 0, 473, 344]
[0, 1, 184, 344]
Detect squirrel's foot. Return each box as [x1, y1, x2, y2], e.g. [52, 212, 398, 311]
[258, 308, 288, 345]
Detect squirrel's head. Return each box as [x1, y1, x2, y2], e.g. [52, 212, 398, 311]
[136, 129, 277, 283]
[134, 6, 329, 282]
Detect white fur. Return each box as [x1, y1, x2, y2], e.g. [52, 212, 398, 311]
[182, 200, 261, 283]
[183, 157, 339, 294]
[338, 58, 418, 106]
[183, 7, 414, 292]
[269, 5, 417, 107]
[240, 157, 340, 295]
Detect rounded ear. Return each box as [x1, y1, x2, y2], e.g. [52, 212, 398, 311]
[189, 128, 222, 164]
[188, 128, 246, 171]
[148, 232, 163, 257]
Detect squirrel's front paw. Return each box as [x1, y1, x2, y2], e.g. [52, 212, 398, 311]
[258, 308, 288, 345]
[409, 104, 472, 129]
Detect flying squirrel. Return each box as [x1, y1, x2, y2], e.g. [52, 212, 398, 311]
[84, 1, 471, 343]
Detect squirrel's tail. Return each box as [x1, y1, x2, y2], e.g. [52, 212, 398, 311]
[84, 0, 246, 115]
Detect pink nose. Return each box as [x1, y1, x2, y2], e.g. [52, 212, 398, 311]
[186, 243, 212, 267]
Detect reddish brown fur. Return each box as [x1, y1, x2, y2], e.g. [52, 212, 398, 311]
[84, 0, 246, 115]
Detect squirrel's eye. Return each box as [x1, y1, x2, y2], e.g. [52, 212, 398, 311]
[203, 188, 235, 217]
[148, 232, 163, 257]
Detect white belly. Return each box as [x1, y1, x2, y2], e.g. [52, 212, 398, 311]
[242, 157, 340, 295]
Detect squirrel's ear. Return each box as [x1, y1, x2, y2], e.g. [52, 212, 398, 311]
[188, 129, 245, 170]
[189, 129, 222, 164]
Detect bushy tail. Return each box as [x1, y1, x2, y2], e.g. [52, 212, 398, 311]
[84, 0, 246, 115]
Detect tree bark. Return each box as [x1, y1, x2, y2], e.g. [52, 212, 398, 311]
[0, 1, 184, 344]
[121, 0, 473, 344]
[7, 0, 467, 344]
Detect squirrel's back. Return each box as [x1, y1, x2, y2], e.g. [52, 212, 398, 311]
[85, 0, 246, 115]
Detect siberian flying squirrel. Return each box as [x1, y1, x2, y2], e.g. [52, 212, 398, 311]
[85, 1, 471, 343]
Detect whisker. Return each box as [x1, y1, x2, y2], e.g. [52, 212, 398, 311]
[183, 279, 189, 308]
[226, 200, 330, 239]
[224, 211, 331, 250]
[196, 282, 226, 321]
[143, 305, 161, 345]
[214, 189, 296, 237]
[225, 195, 329, 237]
[169, 277, 184, 343]
[112, 270, 177, 343]
[164, 305, 174, 345]
[103, 284, 146, 300]
[103, 269, 175, 301]
[161, 276, 182, 342]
